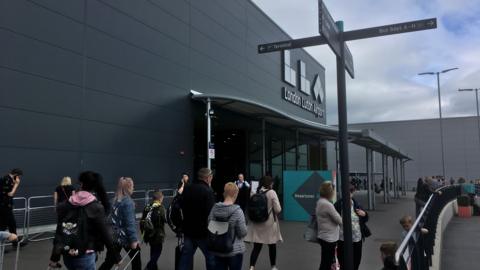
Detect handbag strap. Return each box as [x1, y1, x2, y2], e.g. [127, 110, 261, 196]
[61, 186, 68, 199]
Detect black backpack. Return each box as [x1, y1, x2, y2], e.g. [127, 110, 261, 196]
[248, 190, 270, 223]
[57, 203, 91, 256]
[140, 203, 160, 242]
[167, 195, 184, 234]
[207, 208, 237, 253]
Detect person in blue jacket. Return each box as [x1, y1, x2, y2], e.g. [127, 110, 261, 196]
[99, 177, 141, 270]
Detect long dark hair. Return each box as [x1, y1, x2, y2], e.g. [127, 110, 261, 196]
[78, 171, 110, 214]
[258, 176, 274, 193]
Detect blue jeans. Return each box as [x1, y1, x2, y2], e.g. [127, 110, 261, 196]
[179, 237, 215, 270]
[63, 253, 96, 270]
[214, 254, 243, 270]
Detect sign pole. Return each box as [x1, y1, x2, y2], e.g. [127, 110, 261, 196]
[335, 21, 354, 270]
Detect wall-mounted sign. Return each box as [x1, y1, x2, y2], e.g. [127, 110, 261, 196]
[282, 50, 325, 118]
[208, 142, 215, 159]
[283, 88, 324, 118]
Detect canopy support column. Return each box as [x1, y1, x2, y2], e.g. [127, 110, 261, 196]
[206, 98, 212, 170]
[366, 148, 374, 210]
[382, 154, 391, 203]
[295, 129, 299, 170]
[262, 118, 266, 176]
[372, 151, 377, 208]
[393, 158, 398, 199]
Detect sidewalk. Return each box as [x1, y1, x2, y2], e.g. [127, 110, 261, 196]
[1, 192, 414, 270]
[441, 216, 480, 269]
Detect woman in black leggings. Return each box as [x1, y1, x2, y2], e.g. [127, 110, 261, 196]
[245, 176, 283, 270]
[250, 243, 276, 268]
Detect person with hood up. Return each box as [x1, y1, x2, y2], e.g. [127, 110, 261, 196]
[208, 182, 247, 270]
[49, 171, 120, 270]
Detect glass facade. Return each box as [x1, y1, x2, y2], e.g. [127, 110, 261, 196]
[195, 106, 328, 201]
[244, 123, 327, 203]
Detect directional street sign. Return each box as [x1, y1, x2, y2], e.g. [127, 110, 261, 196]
[258, 36, 326, 54]
[344, 44, 354, 78]
[344, 18, 437, 41]
[258, 18, 437, 56]
[318, 0, 354, 78]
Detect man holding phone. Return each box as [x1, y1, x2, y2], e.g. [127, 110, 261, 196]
[0, 168, 23, 248]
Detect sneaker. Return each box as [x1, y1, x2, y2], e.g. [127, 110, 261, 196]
[272, 267, 279, 270]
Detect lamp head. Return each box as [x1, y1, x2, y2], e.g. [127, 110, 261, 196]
[418, 72, 435, 76]
[441, 67, 458, 73]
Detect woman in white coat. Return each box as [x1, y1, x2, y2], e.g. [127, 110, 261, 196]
[245, 176, 282, 270]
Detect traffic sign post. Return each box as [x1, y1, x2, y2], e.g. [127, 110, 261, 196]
[257, 1, 437, 269]
[334, 19, 355, 270]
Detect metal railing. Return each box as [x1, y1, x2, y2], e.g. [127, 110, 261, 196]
[1, 188, 176, 270]
[394, 184, 461, 270]
[10, 188, 176, 243]
[1, 198, 27, 270]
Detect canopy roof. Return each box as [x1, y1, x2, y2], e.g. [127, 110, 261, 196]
[191, 90, 411, 160]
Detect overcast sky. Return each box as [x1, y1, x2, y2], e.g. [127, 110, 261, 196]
[252, 0, 480, 125]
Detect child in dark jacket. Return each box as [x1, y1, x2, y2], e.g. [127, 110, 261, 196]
[379, 241, 398, 270]
[141, 190, 167, 270]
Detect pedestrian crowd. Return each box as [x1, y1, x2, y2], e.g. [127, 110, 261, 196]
[0, 166, 433, 270]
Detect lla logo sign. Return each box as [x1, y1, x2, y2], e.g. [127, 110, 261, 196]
[283, 170, 333, 221]
[282, 50, 325, 118]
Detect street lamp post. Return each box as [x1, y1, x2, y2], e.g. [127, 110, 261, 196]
[418, 68, 458, 178]
[459, 88, 480, 150]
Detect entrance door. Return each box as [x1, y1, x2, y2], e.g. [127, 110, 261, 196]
[211, 130, 246, 200]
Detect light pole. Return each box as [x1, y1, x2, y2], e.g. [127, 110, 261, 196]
[418, 67, 458, 178]
[459, 88, 480, 150]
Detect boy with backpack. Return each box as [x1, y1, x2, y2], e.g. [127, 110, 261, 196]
[141, 190, 167, 270]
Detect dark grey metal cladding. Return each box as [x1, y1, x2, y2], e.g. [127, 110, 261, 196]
[0, 0, 326, 195]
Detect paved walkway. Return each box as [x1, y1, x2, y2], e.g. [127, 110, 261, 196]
[441, 216, 480, 269]
[1, 192, 414, 270]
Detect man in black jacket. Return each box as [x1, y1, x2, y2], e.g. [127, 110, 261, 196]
[235, 173, 251, 213]
[179, 168, 216, 270]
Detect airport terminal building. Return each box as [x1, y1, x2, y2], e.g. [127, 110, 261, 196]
[343, 116, 480, 187]
[0, 0, 407, 197]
